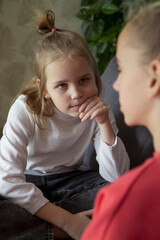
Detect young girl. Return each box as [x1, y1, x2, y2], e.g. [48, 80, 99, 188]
[81, 2, 160, 240]
[0, 10, 129, 240]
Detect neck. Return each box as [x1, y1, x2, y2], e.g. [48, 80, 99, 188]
[147, 112, 160, 153]
[152, 132, 160, 152]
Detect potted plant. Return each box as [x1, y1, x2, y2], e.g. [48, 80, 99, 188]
[76, 0, 157, 74]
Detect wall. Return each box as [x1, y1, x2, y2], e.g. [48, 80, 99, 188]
[0, 0, 82, 135]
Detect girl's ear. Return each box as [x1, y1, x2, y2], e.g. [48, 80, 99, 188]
[36, 78, 50, 99]
[148, 59, 160, 98]
[43, 90, 50, 99]
[36, 78, 40, 87]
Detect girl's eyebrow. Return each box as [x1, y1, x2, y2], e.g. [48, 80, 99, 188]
[53, 80, 69, 85]
[52, 73, 92, 85]
[80, 73, 92, 77]
[77, 73, 93, 80]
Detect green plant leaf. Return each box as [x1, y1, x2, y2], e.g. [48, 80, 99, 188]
[101, 25, 120, 43]
[82, 19, 104, 40]
[80, 0, 98, 7]
[82, 21, 94, 40]
[97, 40, 108, 54]
[76, 3, 100, 20]
[76, 0, 154, 74]
[88, 42, 99, 62]
[76, 8, 92, 21]
[92, 19, 105, 35]
[101, 3, 119, 14]
[86, 2, 101, 15]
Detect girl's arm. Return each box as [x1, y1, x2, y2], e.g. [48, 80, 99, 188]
[35, 202, 92, 240]
[79, 96, 130, 181]
[0, 97, 91, 240]
[0, 97, 48, 214]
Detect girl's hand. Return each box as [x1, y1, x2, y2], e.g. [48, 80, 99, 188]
[76, 209, 93, 219]
[36, 202, 92, 240]
[79, 96, 115, 145]
[79, 96, 109, 125]
[53, 209, 93, 239]
[71, 209, 93, 240]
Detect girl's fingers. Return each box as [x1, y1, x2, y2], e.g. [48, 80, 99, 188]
[77, 209, 93, 218]
[90, 106, 107, 120]
[79, 101, 106, 122]
[79, 105, 97, 122]
[90, 106, 109, 124]
[79, 98, 102, 116]
[79, 96, 109, 123]
[80, 107, 106, 122]
[79, 96, 98, 113]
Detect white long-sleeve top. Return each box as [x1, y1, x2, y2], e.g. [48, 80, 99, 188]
[0, 95, 130, 214]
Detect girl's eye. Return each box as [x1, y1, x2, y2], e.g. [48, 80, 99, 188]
[80, 78, 88, 83]
[57, 83, 67, 89]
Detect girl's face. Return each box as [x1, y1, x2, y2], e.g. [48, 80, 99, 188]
[44, 56, 98, 117]
[113, 27, 151, 126]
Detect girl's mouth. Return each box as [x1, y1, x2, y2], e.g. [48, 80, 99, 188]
[70, 104, 81, 109]
[70, 101, 84, 108]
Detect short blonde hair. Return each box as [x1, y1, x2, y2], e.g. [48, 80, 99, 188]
[20, 10, 101, 128]
[126, 1, 160, 63]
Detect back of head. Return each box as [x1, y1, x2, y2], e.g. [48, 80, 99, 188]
[20, 9, 101, 128]
[126, 1, 160, 64]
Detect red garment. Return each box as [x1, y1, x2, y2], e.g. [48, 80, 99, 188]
[81, 152, 160, 240]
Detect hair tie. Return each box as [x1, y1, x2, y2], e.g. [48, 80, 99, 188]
[51, 27, 56, 34]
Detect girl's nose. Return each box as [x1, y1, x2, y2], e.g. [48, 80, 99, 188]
[71, 86, 83, 99]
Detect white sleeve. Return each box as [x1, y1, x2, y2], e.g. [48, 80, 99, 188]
[0, 98, 49, 214]
[94, 106, 130, 182]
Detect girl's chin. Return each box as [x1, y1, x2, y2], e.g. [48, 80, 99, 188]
[70, 113, 80, 118]
[67, 110, 80, 118]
